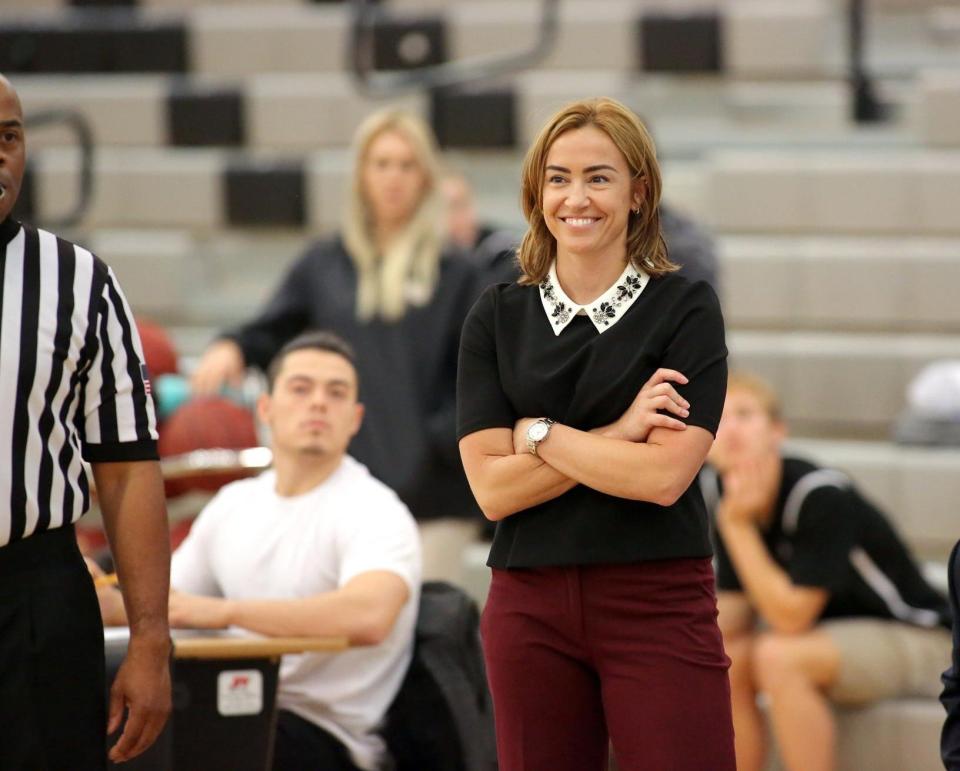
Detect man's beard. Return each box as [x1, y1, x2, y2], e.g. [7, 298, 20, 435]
[298, 444, 329, 457]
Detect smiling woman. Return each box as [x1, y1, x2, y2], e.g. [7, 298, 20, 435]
[457, 97, 734, 771]
[516, 97, 676, 295]
[541, 128, 640, 297]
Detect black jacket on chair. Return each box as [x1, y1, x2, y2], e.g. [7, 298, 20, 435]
[382, 581, 497, 771]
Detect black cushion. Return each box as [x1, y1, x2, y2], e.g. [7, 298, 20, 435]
[169, 84, 245, 147]
[638, 11, 723, 73]
[0, 14, 187, 74]
[224, 161, 306, 227]
[431, 87, 517, 149]
[372, 16, 447, 70]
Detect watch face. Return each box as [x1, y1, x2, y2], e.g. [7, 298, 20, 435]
[528, 422, 549, 442]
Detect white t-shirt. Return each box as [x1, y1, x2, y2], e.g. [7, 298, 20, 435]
[171, 455, 421, 771]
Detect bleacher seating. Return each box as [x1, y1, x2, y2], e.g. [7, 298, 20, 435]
[765, 697, 945, 771]
[721, 235, 960, 332]
[4, 0, 959, 768]
[707, 150, 960, 235]
[917, 69, 960, 145]
[730, 330, 960, 437]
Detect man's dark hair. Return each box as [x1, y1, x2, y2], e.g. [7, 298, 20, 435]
[265, 331, 357, 392]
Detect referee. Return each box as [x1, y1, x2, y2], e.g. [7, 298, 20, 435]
[0, 74, 171, 768]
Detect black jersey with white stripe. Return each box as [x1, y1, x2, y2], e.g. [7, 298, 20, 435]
[0, 218, 158, 546]
[702, 456, 952, 629]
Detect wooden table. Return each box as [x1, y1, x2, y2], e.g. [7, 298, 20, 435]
[105, 629, 348, 771]
[172, 634, 348, 660]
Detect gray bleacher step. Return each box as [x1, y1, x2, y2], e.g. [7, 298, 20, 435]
[915, 69, 960, 147]
[728, 330, 960, 439]
[763, 697, 946, 771]
[706, 148, 960, 235]
[719, 233, 960, 333]
[87, 229, 309, 326]
[14, 71, 858, 154]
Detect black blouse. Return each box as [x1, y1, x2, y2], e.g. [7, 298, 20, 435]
[457, 272, 728, 568]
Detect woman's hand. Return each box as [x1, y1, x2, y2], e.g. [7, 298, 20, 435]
[606, 368, 690, 443]
[190, 339, 245, 395]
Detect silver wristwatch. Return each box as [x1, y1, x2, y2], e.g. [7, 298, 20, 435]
[526, 418, 556, 456]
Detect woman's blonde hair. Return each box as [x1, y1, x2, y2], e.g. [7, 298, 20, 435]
[517, 97, 677, 285]
[342, 108, 443, 321]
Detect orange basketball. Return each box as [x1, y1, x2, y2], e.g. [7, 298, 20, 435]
[158, 396, 260, 498]
[136, 318, 179, 377]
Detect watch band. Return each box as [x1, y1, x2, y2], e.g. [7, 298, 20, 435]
[526, 417, 556, 456]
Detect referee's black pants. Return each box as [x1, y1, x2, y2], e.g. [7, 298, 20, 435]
[0, 525, 106, 771]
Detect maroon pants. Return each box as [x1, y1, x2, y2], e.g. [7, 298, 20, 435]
[481, 558, 736, 771]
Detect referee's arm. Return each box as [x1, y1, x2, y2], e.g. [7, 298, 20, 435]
[94, 460, 172, 764]
[83, 264, 172, 763]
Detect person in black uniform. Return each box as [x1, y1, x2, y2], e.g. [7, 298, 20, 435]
[457, 97, 735, 771]
[941, 539, 960, 770]
[191, 109, 480, 583]
[704, 372, 952, 771]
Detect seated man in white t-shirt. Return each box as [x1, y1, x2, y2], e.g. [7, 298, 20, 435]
[97, 331, 421, 771]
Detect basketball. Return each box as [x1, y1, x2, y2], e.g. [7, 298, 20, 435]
[136, 318, 179, 378]
[158, 396, 260, 498]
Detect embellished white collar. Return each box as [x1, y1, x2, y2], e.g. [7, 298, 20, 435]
[538, 260, 650, 335]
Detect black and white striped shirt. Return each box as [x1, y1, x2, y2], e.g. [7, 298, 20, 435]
[0, 217, 158, 547]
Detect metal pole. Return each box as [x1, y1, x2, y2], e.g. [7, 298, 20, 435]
[850, 0, 886, 123]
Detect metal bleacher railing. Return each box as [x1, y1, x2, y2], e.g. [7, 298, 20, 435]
[25, 108, 94, 230]
[348, 0, 560, 96]
[849, 0, 888, 122]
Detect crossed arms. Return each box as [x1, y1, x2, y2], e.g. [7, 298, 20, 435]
[458, 369, 714, 521]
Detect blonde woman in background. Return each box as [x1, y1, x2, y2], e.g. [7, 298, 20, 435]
[193, 109, 482, 580]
